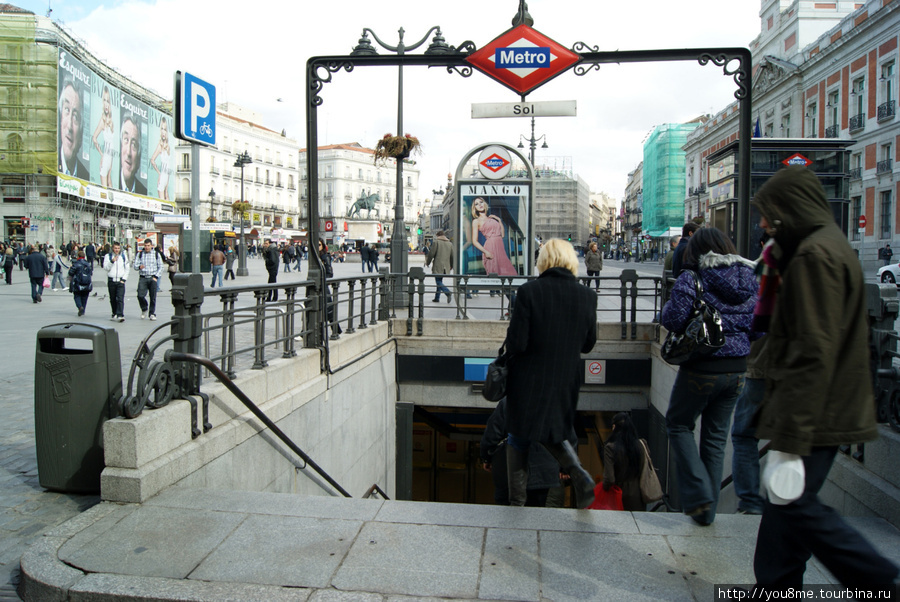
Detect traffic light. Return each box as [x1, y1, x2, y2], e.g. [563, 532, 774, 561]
[567, 233, 572, 241]
[417, 227, 422, 235]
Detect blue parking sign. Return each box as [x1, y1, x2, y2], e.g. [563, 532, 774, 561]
[175, 71, 216, 146]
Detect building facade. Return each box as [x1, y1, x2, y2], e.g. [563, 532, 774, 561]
[1, 8, 176, 248]
[683, 0, 899, 270]
[173, 103, 301, 242]
[299, 143, 421, 246]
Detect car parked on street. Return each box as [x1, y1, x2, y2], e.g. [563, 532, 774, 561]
[877, 262, 900, 284]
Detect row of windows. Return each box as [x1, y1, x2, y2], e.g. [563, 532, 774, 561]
[851, 190, 895, 241]
[805, 62, 895, 135]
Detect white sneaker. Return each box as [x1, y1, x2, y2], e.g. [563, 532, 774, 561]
[110, 315, 116, 321]
[141, 313, 146, 319]
[149, 314, 157, 321]
[117, 316, 125, 323]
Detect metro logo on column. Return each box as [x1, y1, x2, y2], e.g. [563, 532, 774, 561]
[466, 25, 580, 96]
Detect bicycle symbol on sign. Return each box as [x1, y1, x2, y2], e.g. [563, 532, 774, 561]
[199, 123, 212, 137]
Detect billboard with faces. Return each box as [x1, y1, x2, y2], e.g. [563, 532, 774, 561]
[57, 49, 174, 205]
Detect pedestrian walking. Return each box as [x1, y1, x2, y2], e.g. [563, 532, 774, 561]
[481, 398, 564, 507]
[317, 238, 341, 337]
[751, 166, 899, 591]
[584, 241, 603, 289]
[103, 241, 128, 322]
[369, 243, 379, 272]
[133, 238, 163, 320]
[2, 247, 13, 285]
[360, 243, 371, 273]
[882, 243, 893, 266]
[17, 242, 26, 270]
[49, 249, 68, 291]
[23, 245, 49, 303]
[282, 243, 293, 273]
[68, 250, 93, 316]
[166, 245, 179, 286]
[425, 230, 454, 303]
[224, 246, 236, 281]
[209, 245, 225, 287]
[661, 227, 758, 525]
[503, 239, 598, 508]
[602, 412, 648, 511]
[263, 239, 279, 302]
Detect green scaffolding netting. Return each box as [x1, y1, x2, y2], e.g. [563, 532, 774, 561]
[0, 14, 58, 175]
[642, 122, 698, 237]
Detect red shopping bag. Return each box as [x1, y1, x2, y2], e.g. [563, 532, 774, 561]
[588, 483, 623, 511]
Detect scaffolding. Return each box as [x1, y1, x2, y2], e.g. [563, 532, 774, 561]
[642, 123, 698, 237]
[0, 14, 58, 175]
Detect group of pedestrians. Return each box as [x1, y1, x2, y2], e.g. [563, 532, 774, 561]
[359, 242, 380, 273]
[474, 167, 897, 594]
[657, 167, 897, 592]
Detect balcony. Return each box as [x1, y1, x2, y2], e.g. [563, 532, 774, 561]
[209, 167, 220, 175]
[275, 183, 284, 189]
[824, 124, 839, 139]
[877, 159, 893, 174]
[850, 167, 862, 180]
[176, 165, 191, 173]
[287, 185, 296, 191]
[223, 170, 232, 179]
[254, 178, 264, 185]
[877, 100, 896, 122]
[265, 180, 274, 187]
[849, 113, 866, 132]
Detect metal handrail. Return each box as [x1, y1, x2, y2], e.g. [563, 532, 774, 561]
[166, 350, 354, 498]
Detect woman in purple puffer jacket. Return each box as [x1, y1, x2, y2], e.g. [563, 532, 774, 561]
[661, 227, 759, 526]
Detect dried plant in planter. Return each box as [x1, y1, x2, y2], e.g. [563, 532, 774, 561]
[374, 133, 421, 165]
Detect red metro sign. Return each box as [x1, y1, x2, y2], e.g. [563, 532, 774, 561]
[466, 25, 580, 96]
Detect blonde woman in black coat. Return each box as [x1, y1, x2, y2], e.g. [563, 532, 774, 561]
[504, 238, 598, 508]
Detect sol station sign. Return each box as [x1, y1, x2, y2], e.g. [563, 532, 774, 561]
[466, 25, 581, 96]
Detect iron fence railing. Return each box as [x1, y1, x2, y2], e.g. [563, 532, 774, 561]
[119, 270, 663, 422]
[849, 113, 866, 131]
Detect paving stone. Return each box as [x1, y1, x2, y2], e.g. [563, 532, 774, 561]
[478, 528, 540, 601]
[538, 531, 693, 601]
[332, 522, 483, 598]
[59, 505, 245, 580]
[190, 514, 363, 588]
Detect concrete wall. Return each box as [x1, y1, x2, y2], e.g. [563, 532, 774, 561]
[101, 323, 396, 503]
[395, 320, 658, 412]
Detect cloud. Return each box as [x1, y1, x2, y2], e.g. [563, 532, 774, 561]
[64, 0, 761, 201]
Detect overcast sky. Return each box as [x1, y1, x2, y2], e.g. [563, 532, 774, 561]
[21, 0, 762, 202]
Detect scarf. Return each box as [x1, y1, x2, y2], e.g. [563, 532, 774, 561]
[752, 239, 780, 333]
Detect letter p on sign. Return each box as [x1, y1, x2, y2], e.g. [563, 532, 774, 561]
[190, 82, 210, 133]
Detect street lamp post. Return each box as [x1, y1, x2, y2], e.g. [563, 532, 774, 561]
[233, 151, 253, 277]
[351, 25, 452, 304]
[516, 116, 548, 167]
[208, 188, 216, 222]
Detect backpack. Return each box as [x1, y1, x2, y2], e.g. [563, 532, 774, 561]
[73, 261, 93, 292]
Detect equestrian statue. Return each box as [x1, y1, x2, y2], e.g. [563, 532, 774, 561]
[347, 192, 380, 219]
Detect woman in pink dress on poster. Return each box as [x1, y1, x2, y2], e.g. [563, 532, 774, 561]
[471, 197, 518, 276]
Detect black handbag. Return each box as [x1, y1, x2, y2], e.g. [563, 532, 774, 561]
[482, 345, 509, 402]
[661, 270, 725, 365]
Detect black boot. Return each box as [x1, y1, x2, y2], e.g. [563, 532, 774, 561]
[506, 443, 529, 507]
[542, 440, 595, 509]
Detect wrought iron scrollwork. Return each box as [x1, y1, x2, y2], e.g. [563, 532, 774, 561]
[122, 360, 175, 419]
[698, 52, 750, 100]
[572, 41, 599, 53]
[309, 61, 355, 107]
[573, 62, 601, 76]
[445, 64, 473, 77]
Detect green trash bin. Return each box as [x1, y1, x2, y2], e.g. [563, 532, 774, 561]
[34, 323, 122, 493]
